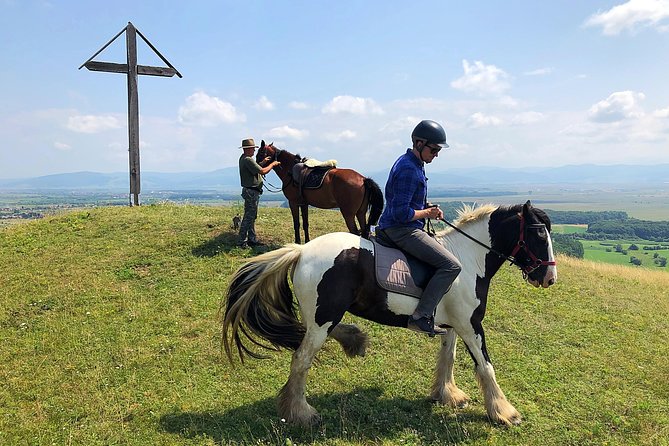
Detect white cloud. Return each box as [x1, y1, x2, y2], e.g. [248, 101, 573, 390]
[450, 60, 510, 95]
[523, 67, 553, 76]
[588, 91, 646, 122]
[325, 130, 357, 142]
[322, 95, 384, 115]
[254, 95, 275, 111]
[288, 101, 309, 109]
[178, 91, 246, 126]
[379, 116, 422, 133]
[67, 114, 121, 133]
[268, 125, 308, 140]
[467, 112, 502, 128]
[654, 106, 669, 117]
[584, 0, 669, 35]
[511, 111, 546, 125]
[53, 142, 71, 151]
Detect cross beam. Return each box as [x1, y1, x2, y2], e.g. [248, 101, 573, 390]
[79, 22, 182, 206]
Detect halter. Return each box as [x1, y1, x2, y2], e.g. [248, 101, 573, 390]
[438, 212, 556, 275]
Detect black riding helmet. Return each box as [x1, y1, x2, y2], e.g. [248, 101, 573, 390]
[411, 120, 449, 150]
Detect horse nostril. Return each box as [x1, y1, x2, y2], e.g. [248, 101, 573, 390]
[548, 278, 555, 286]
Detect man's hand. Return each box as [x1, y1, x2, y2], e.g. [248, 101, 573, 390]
[425, 205, 443, 220]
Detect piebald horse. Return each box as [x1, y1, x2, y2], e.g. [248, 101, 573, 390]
[222, 201, 557, 426]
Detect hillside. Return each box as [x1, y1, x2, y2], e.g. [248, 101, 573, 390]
[1, 205, 668, 445]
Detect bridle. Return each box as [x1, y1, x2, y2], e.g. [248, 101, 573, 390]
[508, 213, 557, 274]
[257, 144, 285, 193]
[437, 211, 556, 276]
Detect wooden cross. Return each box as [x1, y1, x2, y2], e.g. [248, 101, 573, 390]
[79, 22, 182, 206]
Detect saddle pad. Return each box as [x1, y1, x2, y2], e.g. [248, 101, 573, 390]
[302, 167, 331, 189]
[371, 238, 423, 298]
[304, 158, 337, 168]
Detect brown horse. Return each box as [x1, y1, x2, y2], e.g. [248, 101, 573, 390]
[256, 140, 384, 243]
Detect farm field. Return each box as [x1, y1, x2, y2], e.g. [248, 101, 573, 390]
[553, 225, 669, 271]
[582, 241, 669, 269]
[434, 186, 669, 221]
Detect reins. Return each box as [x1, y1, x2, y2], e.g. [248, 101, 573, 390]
[432, 217, 515, 265]
[430, 211, 556, 274]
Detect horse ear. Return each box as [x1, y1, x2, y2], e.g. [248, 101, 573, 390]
[523, 200, 533, 215]
[261, 140, 266, 148]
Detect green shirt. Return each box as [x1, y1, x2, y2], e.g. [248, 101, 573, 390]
[239, 154, 263, 189]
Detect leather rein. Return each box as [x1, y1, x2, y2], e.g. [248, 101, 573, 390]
[436, 212, 556, 275]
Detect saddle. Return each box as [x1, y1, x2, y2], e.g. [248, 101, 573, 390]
[370, 237, 435, 299]
[291, 159, 337, 204]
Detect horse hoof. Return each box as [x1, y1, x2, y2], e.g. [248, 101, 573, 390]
[430, 385, 470, 409]
[492, 410, 522, 426]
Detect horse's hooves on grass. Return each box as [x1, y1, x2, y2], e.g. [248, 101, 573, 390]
[290, 412, 321, 427]
[492, 412, 522, 427]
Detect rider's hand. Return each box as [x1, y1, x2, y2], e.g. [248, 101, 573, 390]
[273, 161, 281, 167]
[426, 205, 442, 220]
[263, 156, 272, 163]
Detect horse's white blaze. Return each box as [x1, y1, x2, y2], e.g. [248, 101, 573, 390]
[544, 232, 558, 287]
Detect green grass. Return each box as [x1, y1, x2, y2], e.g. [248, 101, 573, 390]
[2, 205, 669, 445]
[552, 224, 588, 234]
[582, 240, 669, 269]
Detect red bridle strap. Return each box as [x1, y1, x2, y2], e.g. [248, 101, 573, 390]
[509, 213, 557, 274]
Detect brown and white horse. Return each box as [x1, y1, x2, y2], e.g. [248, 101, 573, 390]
[222, 201, 557, 426]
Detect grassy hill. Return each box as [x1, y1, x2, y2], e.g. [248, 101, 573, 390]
[1, 205, 668, 445]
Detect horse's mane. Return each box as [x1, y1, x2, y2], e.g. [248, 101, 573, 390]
[454, 203, 498, 225]
[447, 202, 551, 231]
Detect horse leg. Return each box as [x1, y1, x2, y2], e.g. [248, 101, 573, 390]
[301, 204, 310, 242]
[277, 326, 329, 426]
[355, 206, 368, 238]
[457, 320, 521, 425]
[341, 210, 360, 236]
[290, 202, 301, 244]
[430, 328, 470, 408]
[329, 323, 369, 357]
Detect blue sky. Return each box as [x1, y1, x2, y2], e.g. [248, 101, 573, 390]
[1, 0, 668, 179]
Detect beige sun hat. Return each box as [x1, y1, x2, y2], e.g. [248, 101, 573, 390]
[240, 138, 258, 149]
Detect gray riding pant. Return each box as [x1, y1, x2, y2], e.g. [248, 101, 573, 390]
[378, 226, 462, 319]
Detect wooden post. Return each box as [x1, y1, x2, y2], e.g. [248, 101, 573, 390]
[126, 23, 140, 206]
[79, 22, 182, 206]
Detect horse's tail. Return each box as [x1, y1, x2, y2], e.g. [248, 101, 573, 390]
[222, 244, 305, 363]
[364, 177, 384, 228]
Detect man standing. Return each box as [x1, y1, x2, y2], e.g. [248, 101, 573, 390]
[237, 138, 280, 247]
[376, 120, 462, 336]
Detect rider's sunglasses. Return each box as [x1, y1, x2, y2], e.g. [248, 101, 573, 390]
[426, 144, 442, 155]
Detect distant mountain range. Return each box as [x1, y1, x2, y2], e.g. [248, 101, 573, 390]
[1, 164, 668, 191]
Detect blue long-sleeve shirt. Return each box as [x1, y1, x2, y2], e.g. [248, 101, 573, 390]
[378, 149, 427, 230]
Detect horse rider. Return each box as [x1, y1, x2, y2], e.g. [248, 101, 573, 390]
[376, 120, 462, 336]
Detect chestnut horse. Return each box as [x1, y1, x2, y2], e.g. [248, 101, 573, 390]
[223, 201, 557, 426]
[256, 140, 383, 243]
